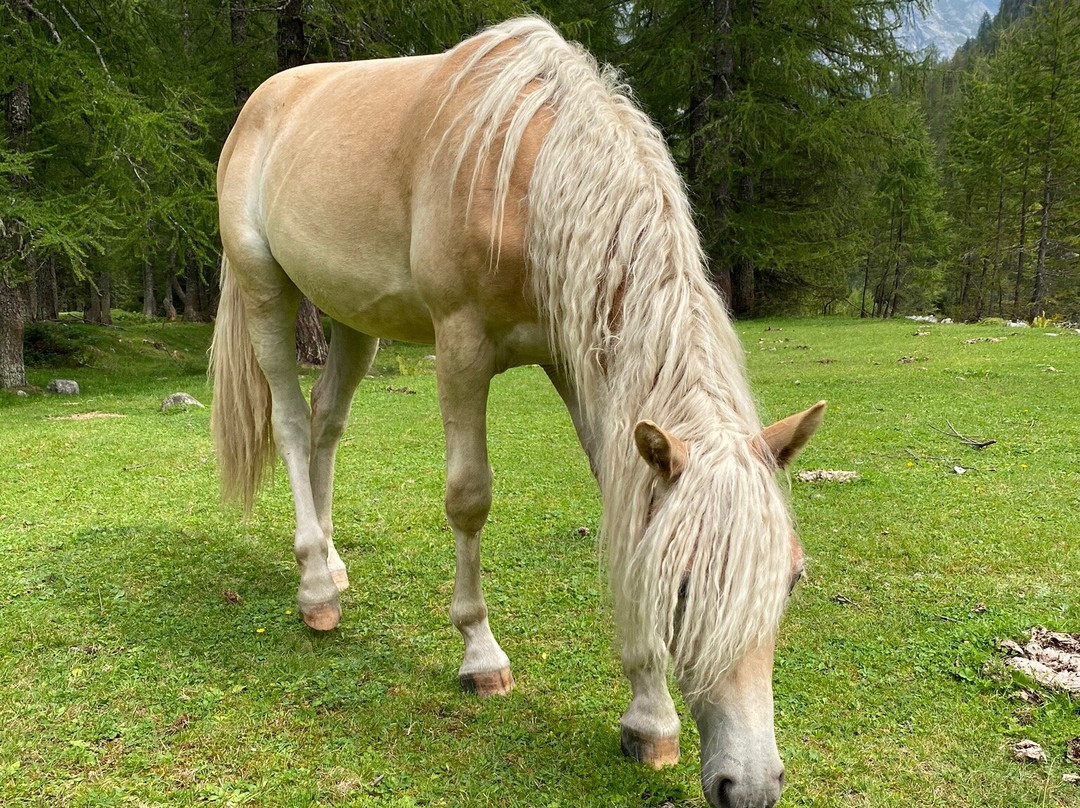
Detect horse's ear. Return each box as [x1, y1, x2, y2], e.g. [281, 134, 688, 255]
[634, 420, 688, 483]
[761, 400, 827, 469]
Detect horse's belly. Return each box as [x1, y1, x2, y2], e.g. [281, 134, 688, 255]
[272, 240, 437, 344]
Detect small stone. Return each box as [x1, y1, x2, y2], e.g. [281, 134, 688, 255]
[422, 355, 436, 362]
[47, 379, 79, 395]
[1064, 773, 1080, 786]
[15, 390, 28, 398]
[161, 392, 204, 411]
[1011, 739, 1046, 763]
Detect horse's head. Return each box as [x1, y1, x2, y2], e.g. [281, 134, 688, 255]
[632, 401, 825, 808]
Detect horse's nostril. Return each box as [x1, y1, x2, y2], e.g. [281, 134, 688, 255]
[778, 769, 785, 789]
[714, 777, 735, 806]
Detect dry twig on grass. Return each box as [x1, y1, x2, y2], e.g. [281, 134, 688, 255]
[930, 420, 996, 449]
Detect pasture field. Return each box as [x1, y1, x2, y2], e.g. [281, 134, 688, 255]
[0, 316, 1077, 807]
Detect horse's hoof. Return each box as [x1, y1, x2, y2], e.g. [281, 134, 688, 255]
[459, 667, 514, 697]
[330, 568, 349, 592]
[621, 725, 680, 769]
[302, 602, 341, 631]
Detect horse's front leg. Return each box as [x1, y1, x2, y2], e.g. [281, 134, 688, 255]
[434, 318, 513, 696]
[546, 366, 679, 761]
[620, 652, 681, 767]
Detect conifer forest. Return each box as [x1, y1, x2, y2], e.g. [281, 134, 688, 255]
[2, 0, 1079, 387]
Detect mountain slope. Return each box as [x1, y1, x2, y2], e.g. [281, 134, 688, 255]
[897, 0, 1001, 56]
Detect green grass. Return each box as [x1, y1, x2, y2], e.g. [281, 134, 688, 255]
[0, 317, 1077, 807]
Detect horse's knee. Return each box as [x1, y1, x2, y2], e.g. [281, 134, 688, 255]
[445, 466, 492, 534]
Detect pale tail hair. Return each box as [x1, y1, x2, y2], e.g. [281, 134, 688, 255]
[445, 18, 794, 697]
[208, 256, 275, 515]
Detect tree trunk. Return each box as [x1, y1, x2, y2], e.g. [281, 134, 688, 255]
[0, 275, 27, 388]
[888, 236, 904, 318]
[86, 277, 102, 324]
[296, 297, 328, 365]
[35, 258, 58, 320]
[687, 3, 707, 194]
[1029, 66, 1057, 320]
[99, 272, 112, 325]
[277, 0, 326, 364]
[708, 0, 736, 310]
[143, 258, 156, 317]
[859, 250, 872, 318]
[2, 77, 31, 386]
[182, 252, 203, 322]
[733, 173, 755, 317]
[981, 172, 1007, 320]
[1029, 161, 1052, 319]
[1012, 143, 1032, 321]
[973, 256, 989, 320]
[277, 0, 305, 70]
[958, 260, 971, 311]
[230, 0, 250, 108]
[163, 245, 178, 320]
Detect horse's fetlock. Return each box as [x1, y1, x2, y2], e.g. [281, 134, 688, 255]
[293, 530, 328, 565]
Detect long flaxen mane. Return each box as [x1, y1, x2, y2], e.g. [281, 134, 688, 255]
[442, 18, 794, 696]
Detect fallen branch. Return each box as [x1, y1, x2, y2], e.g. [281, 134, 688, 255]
[929, 420, 996, 449]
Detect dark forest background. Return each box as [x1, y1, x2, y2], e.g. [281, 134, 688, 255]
[2, 0, 1078, 387]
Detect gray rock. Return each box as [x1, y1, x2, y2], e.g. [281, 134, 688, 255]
[47, 379, 79, 395]
[161, 392, 204, 411]
[15, 390, 28, 398]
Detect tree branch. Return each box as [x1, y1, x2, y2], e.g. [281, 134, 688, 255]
[17, 0, 62, 44]
[54, 0, 114, 85]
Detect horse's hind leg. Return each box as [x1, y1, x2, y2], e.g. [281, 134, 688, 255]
[309, 323, 379, 592]
[434, 316, 512, 696]
[234, 255, 340, 630]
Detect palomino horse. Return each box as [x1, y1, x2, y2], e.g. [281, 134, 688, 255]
[211, 17, 824, 808]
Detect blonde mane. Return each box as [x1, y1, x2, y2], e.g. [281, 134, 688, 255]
[444, 18, 794, 695]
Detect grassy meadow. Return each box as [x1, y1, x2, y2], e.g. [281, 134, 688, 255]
[0, 316, 1077, 807]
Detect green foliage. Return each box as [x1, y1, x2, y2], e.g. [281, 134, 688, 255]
[22, 321, 91, 367]
[621, 0, 932, 315]
[1, 0, 1075, 348]
[933, 0, 1080, 322]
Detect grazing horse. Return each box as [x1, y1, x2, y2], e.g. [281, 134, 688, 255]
[210, 17, 825, 808]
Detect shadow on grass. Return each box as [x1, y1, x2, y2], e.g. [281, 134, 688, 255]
[5, 520, 700, 807]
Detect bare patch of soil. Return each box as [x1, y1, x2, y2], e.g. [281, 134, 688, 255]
[47, 412, 125, 421]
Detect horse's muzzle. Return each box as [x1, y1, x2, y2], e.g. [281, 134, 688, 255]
[706, 767, 784, 808]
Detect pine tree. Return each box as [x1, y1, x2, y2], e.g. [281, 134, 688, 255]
[622, 0, 927, 316]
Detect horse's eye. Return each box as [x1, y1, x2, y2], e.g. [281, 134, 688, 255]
[788, 566, 806, 595]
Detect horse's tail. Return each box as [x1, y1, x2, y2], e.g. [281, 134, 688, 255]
[209, 254, 274, 514]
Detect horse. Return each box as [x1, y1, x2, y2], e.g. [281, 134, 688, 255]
[210, 17, 825, 808]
